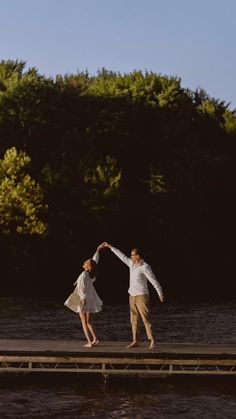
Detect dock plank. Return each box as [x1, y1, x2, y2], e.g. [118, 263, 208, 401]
[0, 339, 236, 357]
[1, 340, 236, 376]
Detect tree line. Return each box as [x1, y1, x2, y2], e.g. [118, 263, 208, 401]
[0, 60, 235, 301]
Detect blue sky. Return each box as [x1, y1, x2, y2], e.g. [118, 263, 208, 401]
[1, 0, 235, 108]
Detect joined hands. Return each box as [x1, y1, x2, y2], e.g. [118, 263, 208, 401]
[97, 242, 111, 251]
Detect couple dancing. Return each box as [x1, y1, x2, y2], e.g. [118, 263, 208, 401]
[64, 242, 164, 349]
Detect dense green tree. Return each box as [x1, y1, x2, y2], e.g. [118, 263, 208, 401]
[0, 147, 47, 235]
[83, 155, 122, 214]
[0, 59, 235, 300]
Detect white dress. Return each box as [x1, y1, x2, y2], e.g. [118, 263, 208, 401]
[64, 251, 103, 314]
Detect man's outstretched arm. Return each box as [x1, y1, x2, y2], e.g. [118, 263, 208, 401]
[102, 242, 132, 267]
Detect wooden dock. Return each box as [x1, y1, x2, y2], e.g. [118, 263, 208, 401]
[0, 340, 236, 377]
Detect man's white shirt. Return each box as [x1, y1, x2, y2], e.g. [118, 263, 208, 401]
[110, 247, 163, 300]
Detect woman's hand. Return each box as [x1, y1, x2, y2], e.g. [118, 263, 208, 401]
[102, 242, 112, 249]
[97, 243, 105, 252]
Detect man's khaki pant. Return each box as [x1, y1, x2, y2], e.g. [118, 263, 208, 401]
[129, 294, 153, 341]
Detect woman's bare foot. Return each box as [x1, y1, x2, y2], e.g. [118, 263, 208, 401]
[92, 339, 99, 345]
[127, 341, 139, 348]
[84, 342, 93, 347]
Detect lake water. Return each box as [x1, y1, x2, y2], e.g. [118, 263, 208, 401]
[0, 297, 235, 418]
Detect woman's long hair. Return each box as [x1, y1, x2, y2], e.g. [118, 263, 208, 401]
[88, 259, 97, 279]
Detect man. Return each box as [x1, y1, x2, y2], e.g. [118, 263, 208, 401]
[102, 242, 164, 349]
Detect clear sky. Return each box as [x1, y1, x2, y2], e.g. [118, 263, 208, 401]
[1, 0, 235, 108]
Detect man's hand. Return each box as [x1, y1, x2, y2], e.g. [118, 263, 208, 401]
[159, 294, 165, 303]
[102, 242, 112, 249]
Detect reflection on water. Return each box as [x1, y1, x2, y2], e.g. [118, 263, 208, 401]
[0, 298, 235, 418]
[0, 377, 235, 419]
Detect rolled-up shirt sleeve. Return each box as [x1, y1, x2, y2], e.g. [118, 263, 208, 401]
[111, 247, 132, 267]
[92, 251, 99, 264]
[143, 264, 164, 301]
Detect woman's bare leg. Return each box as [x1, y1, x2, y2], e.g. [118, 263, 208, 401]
[79, 312, 92, 347]
[86, 313, 99, 344]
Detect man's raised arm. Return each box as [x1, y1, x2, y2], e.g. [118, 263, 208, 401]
[102, 242, 132, 267]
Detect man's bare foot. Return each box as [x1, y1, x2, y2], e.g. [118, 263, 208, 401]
[127, 341, 139, 348]
[92, 339, 99, 345]
[84, 342, 93, 347]
[149, 340, 156, 350]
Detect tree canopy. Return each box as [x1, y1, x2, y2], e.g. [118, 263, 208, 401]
[0, 147, 47, 235]
[0, 59, 235, 301]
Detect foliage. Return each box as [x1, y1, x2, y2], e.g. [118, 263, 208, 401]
[84, 155, 122, 213]
[0, 147, 47, 235]
[0, 59, 236, 299]
[147, 172, 168, 195]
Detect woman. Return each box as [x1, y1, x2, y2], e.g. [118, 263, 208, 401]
[64, 244, 103, 347]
